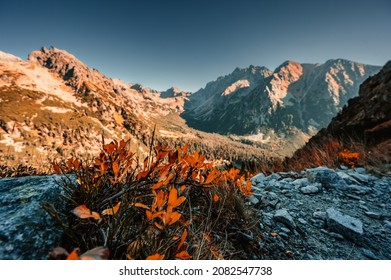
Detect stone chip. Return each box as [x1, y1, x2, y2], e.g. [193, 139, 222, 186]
[273, 209, 296, 229]
[326, 208, 363, 243]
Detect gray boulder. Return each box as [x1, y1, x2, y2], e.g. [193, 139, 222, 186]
[250, 173, 266, 184]
[354, 168, 366, 174]
[364, 211, 382, 220]
[326, 208, 363, 243]
[306, 167, 347, 190]
[300, 183, 321, 194]
[346, 185, 371, 195]
[247, 195, 260, 205]
[313, 211, 327, 221]
[337, 171, 360, 185]
[273, 209, 296, 229]
[349, 173, 370, 184]
[0, 175, 66, 259]
[292, 178, 310, 188]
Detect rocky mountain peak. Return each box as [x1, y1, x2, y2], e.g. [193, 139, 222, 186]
[28, 46, 113, 93]
[268, 61, 304, 100]
[275, 60, 303, 75]
[232, 65, 272, 77]
[182, 59, 381, 138]
[160, 86, 190, 98]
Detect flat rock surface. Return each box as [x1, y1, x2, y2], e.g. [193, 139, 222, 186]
[326, 208, 363, 243]
[0, 175, 65, 259]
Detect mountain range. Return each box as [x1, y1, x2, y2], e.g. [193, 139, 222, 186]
[286, 60, 391, 174]
[0, 47, 384, 169]
[182, 60, 380, 135]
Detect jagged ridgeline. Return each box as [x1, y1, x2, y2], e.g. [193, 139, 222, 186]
[0, 47, 271, 172]
[182, 61, 380, 135]
[0, 47, 382, 174]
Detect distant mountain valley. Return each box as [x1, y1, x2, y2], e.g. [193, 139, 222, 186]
[0, 47, 383, 171]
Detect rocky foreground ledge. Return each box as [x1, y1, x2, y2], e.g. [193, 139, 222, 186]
[250, 166, 391, 259]
[0, 176, 65, 259]
[0, 167, 390, 259]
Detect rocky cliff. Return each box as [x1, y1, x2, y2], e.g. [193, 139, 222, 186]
[286, 61, 391, 173]
[182, 60, 381, 136]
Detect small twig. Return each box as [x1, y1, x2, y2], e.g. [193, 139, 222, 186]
[148, 124, 157, 169]
[345, 243, 356, 259]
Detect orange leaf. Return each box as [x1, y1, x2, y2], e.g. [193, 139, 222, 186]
[205, 169, 218, 184]
[72, 205, 101, 220]
[146, 210, 153, 220]
[152, 181, 164, 190]
[119, 139, 127, 150]
[180, 185, 186, 193]
[137, 170, 149, 180]
[146, 253, 164, 260]
[66, 250, 79, 260]
[100, 163, 105, 175]
[183, 144, 189, 155]
[168, 188, 178, 207]
[271, 232, 278, 237]
[172, 196, 186, 209]
[79, 247, 109, 260]
[177, 229, 188, 252]
[112, 161, 120, 178]
[168, 188, 186, 209]
[168, 211, 181, 225]
[156, 190, 166, 209]
[156, 151, 168, 161]
[66, 157, 74, 169]
[153, 211, 165, 219]
[163, 173, 175, 185]
[175, 251, 192, 260]
[92, 212, 101, 220]
[74, 159, 81, 170]
[159, 166, 169, 177]
[185, 156, 196, 167]
[104, 143, 115, 154]
[53, 163, 61, 174]
[213, 194, 219, 202]
[134, 202, 150, 210]
[169, 150, 179, 164]
[102, 202, 121, 216]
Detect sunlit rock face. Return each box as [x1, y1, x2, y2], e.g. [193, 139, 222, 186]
[182, 59, 380, 135]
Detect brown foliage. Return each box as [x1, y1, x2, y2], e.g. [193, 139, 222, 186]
[46, 139, 258, 259]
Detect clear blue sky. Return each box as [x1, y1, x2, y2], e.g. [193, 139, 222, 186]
[1, 0, 390, 92]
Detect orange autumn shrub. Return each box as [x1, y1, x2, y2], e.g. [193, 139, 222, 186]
[339, 148, 360, 168]
[44, 139, 257, 260]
